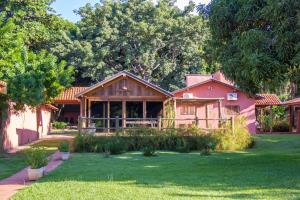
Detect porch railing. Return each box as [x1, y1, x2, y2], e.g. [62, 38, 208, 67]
[78, 116, 234, 134]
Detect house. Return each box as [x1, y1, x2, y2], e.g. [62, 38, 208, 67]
[173, 72, 257, 132]
[54, 71, 280, 133]
[0, 81, 58, 151]
[283, 98, 300, 132]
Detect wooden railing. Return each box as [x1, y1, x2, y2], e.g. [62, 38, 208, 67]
[78, 116, 234, 133]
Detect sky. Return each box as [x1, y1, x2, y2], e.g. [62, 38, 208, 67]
[51, 0, 211, 22]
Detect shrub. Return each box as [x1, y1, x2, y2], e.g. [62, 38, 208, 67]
[214, 117, 252, 151]
[58, 141, 70, 152]
[25, 147, 48, 169]
[105, 137, 127, 155]
[143, 145, 156, 157]
[272, 119, 290, 132]
[52, 121, 67, 129]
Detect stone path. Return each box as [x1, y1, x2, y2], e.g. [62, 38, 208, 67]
[0, 152, 64, 200]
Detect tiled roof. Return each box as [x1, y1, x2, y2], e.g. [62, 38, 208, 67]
[42, 104, 58, 110]
[283, 97, 300, 106]
[255, 94, 282, 106]
[54, 87, 88, 104]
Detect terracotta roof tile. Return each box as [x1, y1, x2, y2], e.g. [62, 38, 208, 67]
[54, 87, 88, 104]
[283, 97, 300, 106]
[256, 94, 282, 106]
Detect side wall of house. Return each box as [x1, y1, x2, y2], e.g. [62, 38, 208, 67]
[174, 82, 256, 133]
[3, 105, 52, 151]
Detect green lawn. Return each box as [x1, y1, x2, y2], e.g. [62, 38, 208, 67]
[0, 153, 27, 180]
[12, 134, 300, 200]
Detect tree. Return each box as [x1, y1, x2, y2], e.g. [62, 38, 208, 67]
[54, 0, 211, 90]
[0, 0, 74, 52]
[0, 19, 74, 151]
[206, 0, 300, 96]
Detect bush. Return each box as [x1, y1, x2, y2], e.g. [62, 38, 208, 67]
[52, 121, 67, 129]
[272, 120, 290, 132]
[58, 141, 70, 152]
[25, 147, 48, 169]
[143, 145, 156, 157]
[214, 117, 252, 151]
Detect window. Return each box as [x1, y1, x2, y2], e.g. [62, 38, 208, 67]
[181, 105, 196, 115]
[225, 105, 240, 115]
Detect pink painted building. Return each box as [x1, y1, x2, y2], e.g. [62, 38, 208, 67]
[1, 80, 58, 151]
[173, 72, 256, 133]
[2, 103, 57, 151]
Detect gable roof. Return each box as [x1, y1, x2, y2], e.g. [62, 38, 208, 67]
[173, 78, 239, 94]
[54, 87, 88, 104]
[283, 97, 300, 106]
[255, 94, 282, 106]
[75, 71, 173, 97]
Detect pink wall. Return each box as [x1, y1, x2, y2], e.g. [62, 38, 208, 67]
[174, 81, 256, 133]
[2, 104, 53, 151]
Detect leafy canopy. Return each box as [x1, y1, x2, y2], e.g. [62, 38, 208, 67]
[53, 0, 211, 90]
[207, 0, 300, 95]
[0, 19, 74, 110]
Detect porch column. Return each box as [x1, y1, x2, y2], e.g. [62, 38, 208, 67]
[205, 104, 209, 128]
[107, 101, 110, 133]
[174, 98, 177, 128]
[218, 100, 222, 128]
[122, 100, 126, 128]
[143, 100, 147, 119]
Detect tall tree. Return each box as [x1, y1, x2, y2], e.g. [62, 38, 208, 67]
[206, 0, 300, 96]
[0, 0, 74, 52]
[0, 19, 74, 151]
[54, 0, 211, 90]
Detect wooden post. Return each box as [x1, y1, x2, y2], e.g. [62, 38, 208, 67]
[195, 116, 199, 127]
[122, 100, 126, 128]
[115, 116, 119, 132]
[173, 99, 177, 128]
[158, 116, 162, 131]
[231, 116, 235, 133]
[78, 116, 82, 133]
[143, 100, 147, 120]
[205, 104, 209, 128]
[218, 100, 222, 128]
[107, 101, 110, 133]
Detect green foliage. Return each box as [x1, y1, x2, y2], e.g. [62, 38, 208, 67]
[74, 125, 251, 154]
[55, 0, 211, 90]
[214, 117, 252, 151]
[53, 121, 68, 129]
[272, 119, 290, 133]
[25, 147, 48, 169]
[0, 0, 74, 52]
[0, 18, 74, 110]
[58, 141, 70, 152]
[142, 145, 156, 157]
[208, 0, 300, 95]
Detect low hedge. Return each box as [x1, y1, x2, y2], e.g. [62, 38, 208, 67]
[74, 134, 217, 154]
[74, 118, 253, 154]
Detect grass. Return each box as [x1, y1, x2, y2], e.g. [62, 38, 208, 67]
[0, 142, 60, 180]
[12, 134, 300, 200]
[0, 153, 27, 180]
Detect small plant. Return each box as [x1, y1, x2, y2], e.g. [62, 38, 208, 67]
[143, 145, 156, 157]
[58, 141, 70, 152]
[200, 142, 216, 156]
[25, 147, 48, 169]
[52, 121, 67, 129]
